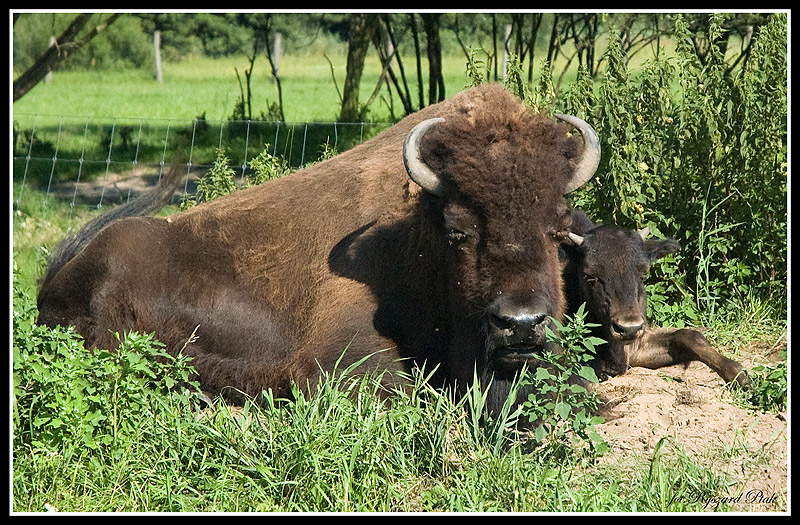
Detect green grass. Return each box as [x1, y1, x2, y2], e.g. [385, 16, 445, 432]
[13, 53, 482, 124]
[12, 54, 485, 191]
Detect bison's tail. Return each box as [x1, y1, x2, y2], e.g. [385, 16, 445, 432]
[39, 157, 186, 288]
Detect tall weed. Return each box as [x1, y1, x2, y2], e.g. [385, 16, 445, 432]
[12, 267, 201, 453]
[567, 14, 786, 321]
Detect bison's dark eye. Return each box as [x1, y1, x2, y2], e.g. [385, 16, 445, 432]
[448, 229, 468, 245]
[584, 273, 600, 286]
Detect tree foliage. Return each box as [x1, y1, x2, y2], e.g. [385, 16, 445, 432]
[550, 13, 786, 319]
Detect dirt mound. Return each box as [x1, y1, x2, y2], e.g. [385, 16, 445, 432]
[593, 356, 787, 512]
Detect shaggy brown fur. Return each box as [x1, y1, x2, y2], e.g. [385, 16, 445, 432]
[38, 84, 590, 411]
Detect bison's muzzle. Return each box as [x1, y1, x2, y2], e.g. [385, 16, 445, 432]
[486, 294, 552, 360]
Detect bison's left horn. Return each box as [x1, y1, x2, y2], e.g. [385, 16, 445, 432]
[404, 117, 446, 197]
[555, 113, 601, 194]
[637, 226, 650, 239]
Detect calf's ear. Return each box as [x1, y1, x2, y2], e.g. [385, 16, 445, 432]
[644, 238, 680, 262]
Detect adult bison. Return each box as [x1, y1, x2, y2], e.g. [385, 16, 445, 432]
[37, 84, 601, 412]
[560, 208, 750, 387]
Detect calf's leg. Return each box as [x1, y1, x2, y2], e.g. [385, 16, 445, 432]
[627, 328, 751, 387]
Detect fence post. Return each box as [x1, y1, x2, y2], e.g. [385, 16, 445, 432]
[45, 36, 56, 84]
[154, 30, 163, 83]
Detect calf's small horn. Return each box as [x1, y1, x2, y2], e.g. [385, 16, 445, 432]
[555, 113, 601, 194]
[404, 117, 446, 197]
[567, 232, 585, 246]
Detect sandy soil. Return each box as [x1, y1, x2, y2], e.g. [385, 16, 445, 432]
[592, 341, 788, 513]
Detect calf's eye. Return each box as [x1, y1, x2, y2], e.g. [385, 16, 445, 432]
[549, 229, 568, 242]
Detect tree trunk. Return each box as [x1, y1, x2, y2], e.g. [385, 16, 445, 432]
[502, 24, 512, 78]
[409, 14, 425, 110]
[421, 14, 445, 105]
[339, 13, 379, 122]
[13, 13, 93, 101]
[45, 36, 56, 84]
[265, 29, 285, 121]
[13, 13, 121, 102]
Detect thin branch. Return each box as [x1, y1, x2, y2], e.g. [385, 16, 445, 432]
[323, 53, 342, 104]
[13, 13, 120, 102]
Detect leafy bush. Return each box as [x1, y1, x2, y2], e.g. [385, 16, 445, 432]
[12, 268, 201, 453]
[180, 144, 294, 209]
[487, 13, 787, 324]
[731, 349, 787, 413]
[519, 304, 607, 455]
[247, 143, 292, 184]
[559, 13, 787, 322]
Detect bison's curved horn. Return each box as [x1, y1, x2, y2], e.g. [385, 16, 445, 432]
[404, 117, 446, 197]
[567, 232, 585, 246]
[555, 113, 601, 194]
[637, 226, 650, 239]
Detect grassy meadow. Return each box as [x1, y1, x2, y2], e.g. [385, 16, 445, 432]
[12, 30, 788, 513]
[13, 53, 484, 123]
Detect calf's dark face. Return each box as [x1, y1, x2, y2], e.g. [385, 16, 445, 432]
[567, 226, 679, 342]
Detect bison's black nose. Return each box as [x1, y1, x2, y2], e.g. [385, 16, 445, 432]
[487, 296, 550, 350]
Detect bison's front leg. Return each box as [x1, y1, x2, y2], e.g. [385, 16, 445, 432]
[628, 328, 751, 387]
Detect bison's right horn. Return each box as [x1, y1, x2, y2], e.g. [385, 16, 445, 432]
[555, 113, 601, 194]
[404, 117, 446, 197]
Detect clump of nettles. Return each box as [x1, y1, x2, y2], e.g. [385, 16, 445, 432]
[519, 303, 608, 455]
[13, 268, 200, 452]
[732, 349, 787, 414]
[247, 144, 292, 185]
[181, 144, 292, 209]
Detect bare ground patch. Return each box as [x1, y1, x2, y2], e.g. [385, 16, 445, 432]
[45, 166, 204, 207]
[592, 340, 788, 512]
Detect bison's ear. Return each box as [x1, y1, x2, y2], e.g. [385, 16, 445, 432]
[644, 238, 680, 262]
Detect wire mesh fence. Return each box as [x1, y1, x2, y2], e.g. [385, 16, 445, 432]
[12, 113, 393, 221]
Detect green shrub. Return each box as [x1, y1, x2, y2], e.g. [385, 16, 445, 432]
[481, 13, 787, 325]
[560, 13, 787, 322]
[12, 268, 200, 453]
[730, 349, 787, 413]
[180, 144, 295, 209]
[519, 304, 608, 456]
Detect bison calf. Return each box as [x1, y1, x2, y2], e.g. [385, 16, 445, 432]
[560, 208, 750, 387]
